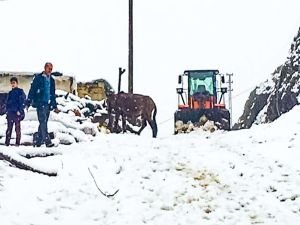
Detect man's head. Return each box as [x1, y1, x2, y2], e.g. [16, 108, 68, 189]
[44, 62, 53, 76]
[10, 77, 18, 89]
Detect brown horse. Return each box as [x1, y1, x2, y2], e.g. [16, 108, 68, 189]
[107, 92, 158, 138]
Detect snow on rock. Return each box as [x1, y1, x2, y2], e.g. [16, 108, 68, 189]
[55, 132, 76, 145]
[234, 27, 300, 129]
[255, 75, 275, 96]
[55, 90, 107, 118]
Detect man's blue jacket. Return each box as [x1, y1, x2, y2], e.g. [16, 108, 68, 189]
[27, 73, 57, 109]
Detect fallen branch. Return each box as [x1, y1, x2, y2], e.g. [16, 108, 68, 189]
[22, 153, 57, 159]
[0, 151, 57, 177]
[88, 167, 119, 198]
[17, 149, 62, 159]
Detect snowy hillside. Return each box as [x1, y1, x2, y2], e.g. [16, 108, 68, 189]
[234, 27, 300, 129]
[1, 104, 300, 225]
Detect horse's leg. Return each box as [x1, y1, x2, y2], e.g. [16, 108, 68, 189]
[147, 118, 158, 138]
[122, 115, 127, 133]
[137, 118, 147, 135]
[108, 113, 115, 133]
[113, 112, 122, 133]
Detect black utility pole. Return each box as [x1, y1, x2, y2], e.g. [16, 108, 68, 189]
[128, 0, 133, 93]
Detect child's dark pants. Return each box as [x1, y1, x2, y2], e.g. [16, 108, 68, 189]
[5, 113, 21, 146]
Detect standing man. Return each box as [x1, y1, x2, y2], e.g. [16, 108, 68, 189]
[5, 77, 26, 146]
[27, 62, 59, 147]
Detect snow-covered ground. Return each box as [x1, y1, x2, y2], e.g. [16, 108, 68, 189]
[1, 106, 300, 225]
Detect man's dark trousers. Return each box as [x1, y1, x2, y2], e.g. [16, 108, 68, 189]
[37, 104, 51, 145]
[5, 113, 21, 146]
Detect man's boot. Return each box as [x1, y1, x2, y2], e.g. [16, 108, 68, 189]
[45, 133, 54, 147]
[5, 138, 10, 146]
[46, 142, 55, 148]
[5, 130, 11, 146]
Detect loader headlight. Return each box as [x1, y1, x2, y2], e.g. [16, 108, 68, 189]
[221, 87, 227, 94]
[176, 88, 183, 94]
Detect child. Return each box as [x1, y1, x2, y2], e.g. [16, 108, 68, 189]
[5, 77, 26, 146]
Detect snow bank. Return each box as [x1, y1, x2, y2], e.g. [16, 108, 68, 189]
[1, 104, 300, 224]
[0, 90, 109, 146]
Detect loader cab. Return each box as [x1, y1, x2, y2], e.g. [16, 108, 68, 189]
[177, 70, 225, 110]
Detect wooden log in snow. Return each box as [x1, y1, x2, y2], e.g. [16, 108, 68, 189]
[0, 151, 57, 177]
[17, 149, 62, 159]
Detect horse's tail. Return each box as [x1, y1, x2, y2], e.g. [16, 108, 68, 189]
[151, 104, 157, 121]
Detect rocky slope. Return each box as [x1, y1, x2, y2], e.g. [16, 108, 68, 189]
[234, 27, 300, 129]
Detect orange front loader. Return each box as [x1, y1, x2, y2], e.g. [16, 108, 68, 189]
[175, 70, 230, 133]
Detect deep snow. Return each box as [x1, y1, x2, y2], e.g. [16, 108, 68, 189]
[1, 106, 300, 225]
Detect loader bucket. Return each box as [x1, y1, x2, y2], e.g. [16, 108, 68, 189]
[174, 108, 230, 134]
